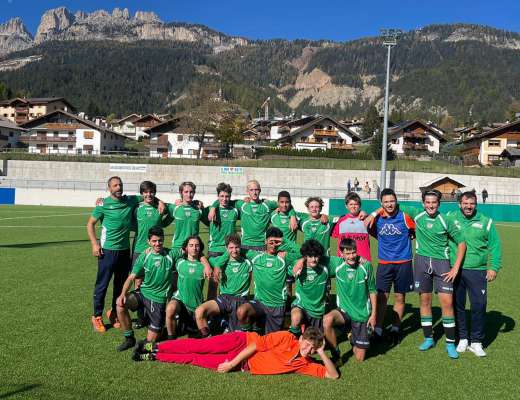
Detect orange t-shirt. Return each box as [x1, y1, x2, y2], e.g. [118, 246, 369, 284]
[246, 331, 327, 378]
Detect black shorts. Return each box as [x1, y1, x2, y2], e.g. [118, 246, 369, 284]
[216, 294, 248, 332]
[376, 261, 414, 294]
[337, 309, 370, 349]
[250, 300, 285, 334]
[292, 306, 323, 331]
[176, 300, 197, 330]
[414, 254, 453, 294]
[130, 291, 166, 333]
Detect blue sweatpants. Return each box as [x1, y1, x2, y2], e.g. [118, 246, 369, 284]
[93, 249, 131, 317]
[454, 269, 487, 343]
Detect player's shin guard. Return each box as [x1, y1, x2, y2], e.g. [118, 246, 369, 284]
[421, 316, 433, 338]
[442, 316, 456, 344]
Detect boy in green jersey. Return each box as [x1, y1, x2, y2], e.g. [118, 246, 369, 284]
[447, 191, 502, 357]
[236, 227, 301, 333]
[195, 234, 252, 336]
[208, 180, 298, 251]
[87, 176, 143, 333]
[206, 183, 240, 257]
[288, 240, 333, 337]
[366, 189, 467, 359]
[271, 191, 299, 244]
[165, 236, 211, 339]
[298, 197, 334, 256]
[167, 181, 204, 250]
[322, 238, 377, 363]
[116, 227, 178, 351]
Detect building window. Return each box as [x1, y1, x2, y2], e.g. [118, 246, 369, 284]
[68, 145, 73, 150]
[69, 131, 74, 136]
[177, 149, 183, 155]
[178, 135, 184, 141]
[53, 144, 58, 149]
[84, 131, 94, 139]
[9, 132, 13, 137]
[488, 139, 501, 147]
[488, 155, 501, 161]
[188, 149, 194, 155]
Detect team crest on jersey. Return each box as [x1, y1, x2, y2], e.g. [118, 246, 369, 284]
[154, 260, 160, 267]
[427, 223, 433, 229]
[222, 211, 228, 218]
[311, 226, 317, 232]
[347, 272, 354, 280]
[281, 218, 287, 224]
[189, 267, 195, 274]
[308, 275, 315, 282]
[185, 210, 191, 217]
[266, 261, 273, 267]
[232, 267, 239, 273]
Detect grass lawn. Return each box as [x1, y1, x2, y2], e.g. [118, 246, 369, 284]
[0, 205, 518, 399]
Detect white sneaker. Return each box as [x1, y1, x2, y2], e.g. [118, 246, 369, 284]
[456, 339, 469, 353]
[468, 342, 487, 357]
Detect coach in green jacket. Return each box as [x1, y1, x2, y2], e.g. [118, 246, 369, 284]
[447, 191, 502, 357]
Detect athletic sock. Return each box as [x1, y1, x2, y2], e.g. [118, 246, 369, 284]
[374, 327, 383, 336]
[442, 316, 456, 343]
[390, 325, 400, 333]
[421, 316, 433, 338]
[288, 326, 302, 337]
[124, 330, 134, 338]
[199, 327, 211, 337]
[240, 323, 252, 332]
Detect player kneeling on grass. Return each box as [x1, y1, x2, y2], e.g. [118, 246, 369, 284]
[165, 236, 211, 339]
[323, 238, 377, 363]
[195, 234, 252, 337]
[116, 227, 177, 351]
[289, 239, 333, 337]
[132, 326, 339, 379]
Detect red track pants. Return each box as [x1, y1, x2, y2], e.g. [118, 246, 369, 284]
[156, 331, 248, 370]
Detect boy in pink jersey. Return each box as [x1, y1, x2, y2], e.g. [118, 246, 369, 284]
[331, 192, 371, 260]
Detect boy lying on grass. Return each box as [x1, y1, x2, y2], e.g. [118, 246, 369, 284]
[133, 327, 339, 379]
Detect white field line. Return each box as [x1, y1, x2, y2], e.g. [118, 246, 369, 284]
[0, 213, 89, 221]
[496, 223, 520, 228]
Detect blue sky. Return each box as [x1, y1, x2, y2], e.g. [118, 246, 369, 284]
[2, 0, 520, 41]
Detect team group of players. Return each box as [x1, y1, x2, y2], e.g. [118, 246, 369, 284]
[86, 176, 502, 379]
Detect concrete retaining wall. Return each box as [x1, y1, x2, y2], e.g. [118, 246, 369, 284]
[4, 160, 520, 204]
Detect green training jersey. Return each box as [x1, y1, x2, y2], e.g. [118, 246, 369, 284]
[298, 213, 333, 255]
[133, 202, 171, 253]
[290, 263, 332, 318]
[245, 249, 300, 307]
[209, 253, 252, 297]
[91, 195, 141, 250]
[167, 203, 202, 249]
[206, 205, 240, 253]
[132, 248, 181, 303]
[236, 199, 278, 247]
[271, 211, 298, 243]
[326, 256, 376, 322]
[401, 206, 464, 260]
[447, 209, 502, 271]
[171, 258, 206, 311]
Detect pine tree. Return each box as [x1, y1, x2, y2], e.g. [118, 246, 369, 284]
[361, 105, 381, 139]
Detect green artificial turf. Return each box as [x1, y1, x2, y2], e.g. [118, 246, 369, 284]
[0, 205, 518, 399]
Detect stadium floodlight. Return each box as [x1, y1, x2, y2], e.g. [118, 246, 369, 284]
[379, 28, 402, 190]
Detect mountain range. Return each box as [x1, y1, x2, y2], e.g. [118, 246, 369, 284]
[1, 6, 520, 123]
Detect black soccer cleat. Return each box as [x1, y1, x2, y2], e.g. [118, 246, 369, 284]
[117, 336, 136, 352]
[132, 350, 156, 362]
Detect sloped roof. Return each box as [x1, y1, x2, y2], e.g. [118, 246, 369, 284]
[458, 119, 520, 145]
[19, 110, 126, 138]
[500, 147, 520, 157]
[419, 176, 465, 190]
[388, 120, 446, 141]
[114, 113, 141, 124]
[143, 118, 180, 134]
[276, 115, 361, 142]
[0, 116, 27, 131]
[0, 97, 75, 110]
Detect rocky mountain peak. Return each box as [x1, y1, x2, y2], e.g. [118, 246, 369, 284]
[0, 17, 32, 37]
[112, 8, 130, 20]
[35, 6, 75, 43]
[133, 11, 162, 23]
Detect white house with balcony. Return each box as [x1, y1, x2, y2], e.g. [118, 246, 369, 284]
[145, 119, 221, 159]
[0, 116, 27, 149]
[387, 120, 445, 155]
[20, 110, 125, 155]
[275, 116, 360, 151]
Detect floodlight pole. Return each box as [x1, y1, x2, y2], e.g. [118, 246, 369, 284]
[380, 29, 400, 190]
